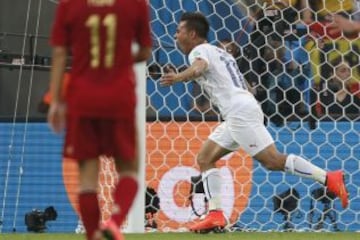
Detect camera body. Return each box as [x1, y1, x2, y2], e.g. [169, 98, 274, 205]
[24, 206, 57, 232]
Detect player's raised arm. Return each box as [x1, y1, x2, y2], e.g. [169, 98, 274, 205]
[160, 58, 208, 86]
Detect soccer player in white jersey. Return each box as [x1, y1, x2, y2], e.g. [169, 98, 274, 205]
[160, 12, 349, 233]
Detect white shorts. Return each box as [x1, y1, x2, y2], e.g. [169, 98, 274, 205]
[209, 102, 274, 156]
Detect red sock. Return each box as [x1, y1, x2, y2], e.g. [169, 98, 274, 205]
[79, 192, 100, 240]
[111, 175, 138, 226]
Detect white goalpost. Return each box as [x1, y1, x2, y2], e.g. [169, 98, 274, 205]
[125, 56, 147, 233]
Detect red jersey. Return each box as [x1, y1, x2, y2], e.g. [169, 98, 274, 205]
[50, 0, 152, 119]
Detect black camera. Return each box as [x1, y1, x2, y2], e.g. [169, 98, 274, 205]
[25, 206, 57, 232]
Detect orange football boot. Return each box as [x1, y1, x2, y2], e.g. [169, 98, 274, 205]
[326, 170, 349, 208]
[189, 210, 227, 234]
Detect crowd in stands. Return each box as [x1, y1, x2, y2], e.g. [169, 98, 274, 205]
[146, 1, 360, 124]
[36, 1, 359, 124]
[314, 57, 360, 120]
[34, 1, 360, 124]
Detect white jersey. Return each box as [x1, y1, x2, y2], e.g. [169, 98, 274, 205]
[188, 43, 256, 119]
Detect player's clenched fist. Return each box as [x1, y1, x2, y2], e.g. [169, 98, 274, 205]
[160, 72, 178, 86]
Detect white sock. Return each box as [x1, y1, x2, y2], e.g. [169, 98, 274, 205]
[285, 154, 326, 184]
[202, 168, 222, 211]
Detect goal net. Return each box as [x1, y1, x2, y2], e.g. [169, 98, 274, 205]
[144, 0, 360, 233]
[0, 0, 359, 234]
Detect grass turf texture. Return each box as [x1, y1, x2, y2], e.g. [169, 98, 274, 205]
[1, 232, 358, 240]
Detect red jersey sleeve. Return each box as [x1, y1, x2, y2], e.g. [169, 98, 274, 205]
[50, 0, 68, 47]
[135, 0, 152, 48]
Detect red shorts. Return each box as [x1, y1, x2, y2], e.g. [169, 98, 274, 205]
[64, 115, 136, 161]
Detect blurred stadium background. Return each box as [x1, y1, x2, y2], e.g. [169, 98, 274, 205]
[0, 0, 359, 236]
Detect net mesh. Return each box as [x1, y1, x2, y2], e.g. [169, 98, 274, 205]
[144, 0, 360, 232]
[0, 0, 359, 234]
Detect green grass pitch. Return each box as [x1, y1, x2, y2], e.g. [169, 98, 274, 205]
[1, 232, 358, 240]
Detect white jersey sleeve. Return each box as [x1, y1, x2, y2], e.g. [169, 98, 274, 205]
[188, 43, 256, 120]
[188, 45, 210, 66]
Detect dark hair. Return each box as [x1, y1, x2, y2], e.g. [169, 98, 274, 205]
[180, 12, 209, 39]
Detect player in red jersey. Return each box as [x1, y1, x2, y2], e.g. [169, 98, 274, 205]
[48, 0, 151, 239]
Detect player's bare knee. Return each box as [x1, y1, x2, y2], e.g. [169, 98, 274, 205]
[196, 156, 206, 168]
[196, 154, 211, 170]
[114, 158, 138, 173]
[78, 179, 98, 193]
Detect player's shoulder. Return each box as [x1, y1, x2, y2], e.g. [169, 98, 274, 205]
[135, 0, 149, 10]
[127, 0, 148, 7]
[189, 44, 214, 64]
[196, 43, 213, 49]
[191, 43, 212, 54]
[57, 0, 77, 8]
[135, 0, 148, 4]
[57, 0, 71, 4]
[114, 0, 148, 11]
[194, 43, 222, 56]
